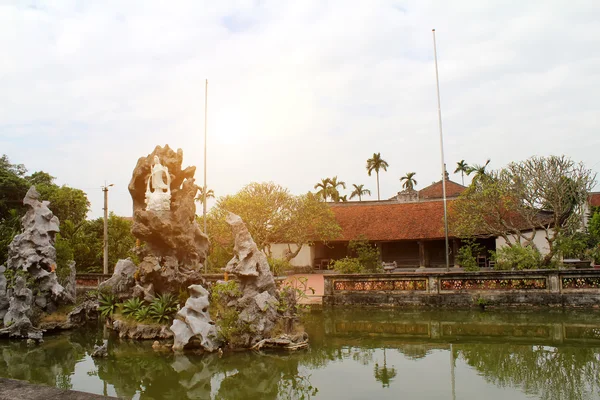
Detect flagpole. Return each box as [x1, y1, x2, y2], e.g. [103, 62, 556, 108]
[432, 29, 450, 272]
[203, 79, 208, 274]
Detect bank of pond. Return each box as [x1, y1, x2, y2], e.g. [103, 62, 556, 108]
[0, 308, 599, 399]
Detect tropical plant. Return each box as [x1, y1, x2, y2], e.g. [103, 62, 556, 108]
[98, 292, 119, 318]
[366, 153, 389, 201]
[400, 172, 418, 191]
[314, 178, 331, 201]
[134, 306, 151, 322]
[349, 184, 371, 201]
[195, 187, 215, 205]
[454, 160, 469, 186]
[466, 159, 491, 184]
[122, 297, 144, 318]
[148, 293, 178, 324]
[457, 239, 484, 271]
[331, 257, 363, 274]
[349, 236, 382, 273]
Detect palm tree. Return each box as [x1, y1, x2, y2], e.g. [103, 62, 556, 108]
[314, 178, 332, 201]
[195, 187, 215, 204]
[400, 172, 417, 191]
[366, 153, 389, 201]
[329, 176, 346, 198]
[454, 160, 469, 186]
[467, 159, 491, 183]
[349, 184, 371, 201]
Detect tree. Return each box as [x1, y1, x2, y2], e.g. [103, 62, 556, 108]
[349, 184, 371, 201]
[451, 155, 596, 266]
[195, 187, 215, 205]
[400, 172, 417, 191]
[454, 160, 469, 186]
[0, 155, 28, 219]
[314, 178, 332, 201]
[209, 182, 340, 263]
[366, 153, 389, 201]
[466, 159, 491, 184]
[328, 176, 346, 202]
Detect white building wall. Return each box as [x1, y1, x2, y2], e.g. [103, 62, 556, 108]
[270, 243, 314, 268]
[495, 228, 553, 256]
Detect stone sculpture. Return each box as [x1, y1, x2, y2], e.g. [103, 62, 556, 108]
[171, 284, 219, 352]
[223, 213, 280, 346]
[0, 276, 42, 340]
[126, 145, 209, 294]
[0, 186, 74, 339]
[145, 156, 172, 211]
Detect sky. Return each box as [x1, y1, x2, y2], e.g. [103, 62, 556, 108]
[1, 0, 599, 219]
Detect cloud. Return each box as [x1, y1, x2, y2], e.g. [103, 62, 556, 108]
[1, 0, 599, 219]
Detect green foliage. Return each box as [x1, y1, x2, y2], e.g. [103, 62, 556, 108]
[98, 292, 119, 318]
[122, 297, 144, 317]
[331, 257, 364, 274]
[209, 281, 252, 345]
[492, 243, 542, 270]
[556, 231, 592, 260]
[267, 256, 293, 276]
[457, 239, 484, 271]
[54, 233, 74, 285]
[589, 211, 600, 242]
[148, 293, 178, 324]
[134, 305, 151, 322]
[348, 236, 381, 273]
[211, 280, 242, 303]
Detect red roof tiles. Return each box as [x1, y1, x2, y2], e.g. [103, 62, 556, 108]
[589, 192, 600, 208]
[330, 200, 453, 241]
[418, 180, 466, 200]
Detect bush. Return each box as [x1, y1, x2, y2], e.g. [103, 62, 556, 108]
[556, 232, 593, 260]
[148, 293, 178, 324]
[457, 239, 484, 271]
[331, 257, 364, 274]
[121, 297, 144, 318]
[134, 305, 151, 322]
[98, 292, 119, 318]
[267, 257, 293, 276]
[492, 243, 542, 270]
[348, 236, 381, 273]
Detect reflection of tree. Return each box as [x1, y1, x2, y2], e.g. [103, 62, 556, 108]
[373, 348, 397, 388]
[458, 344, 600, 400]
[396, 344, 433, 360]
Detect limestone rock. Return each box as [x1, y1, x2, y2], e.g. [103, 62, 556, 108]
[0, 186, 74, 333]
[98, 258, 137, 300]
[110, 318, 173, 340]
[128, 145, 209, 266]
[224, 212, 276, 298]
[0, 276, 42, 341]
[171, 284, 219, 352]
[137, 255, 203, 294]
[91, 340, 108, 358]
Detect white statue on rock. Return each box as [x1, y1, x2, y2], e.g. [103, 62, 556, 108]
[145, 156, 171, 211]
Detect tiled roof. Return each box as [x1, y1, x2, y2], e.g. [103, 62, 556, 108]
[329, 200, 454, 241]
[418, 180, 466, 200]
[589, 192, 600, 208]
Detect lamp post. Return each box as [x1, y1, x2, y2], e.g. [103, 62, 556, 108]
[432, 28, 450, 272]
[203, 78, 208, 274]
[102, 183, 114, 275]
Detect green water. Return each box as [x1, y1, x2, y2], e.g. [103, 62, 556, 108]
[1, 309, 600, 399]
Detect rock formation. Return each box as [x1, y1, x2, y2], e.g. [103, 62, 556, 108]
[0, 186, 74, 339]
[126, 145, 209, 294]
[223, 213, 280, 347]
[98, 258, 138, 300]
[0, 276, 42, 340]
[171, 284, 219, 352]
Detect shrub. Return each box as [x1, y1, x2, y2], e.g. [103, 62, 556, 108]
[457, 239, 484, 271]
[122, 297, 144, 318]
[349, 236, 381, 273]
[98, 292, 119, 318]
[556, 232, 593, 260]
[267, 257, 293, 276]
[492, 243, 542, 270]
[134, 305, 151, 322]
[331, 257, 363, 274]
[148, 293, 178, 324]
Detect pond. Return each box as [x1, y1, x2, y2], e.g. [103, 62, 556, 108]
[1, 308, 600, 399]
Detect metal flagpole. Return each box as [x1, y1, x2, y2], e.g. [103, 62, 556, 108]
[203, 79, 208, 274]
[432, 29, 450, 272]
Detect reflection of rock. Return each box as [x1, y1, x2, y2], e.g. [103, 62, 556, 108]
[171, 285, 219, 352]
[224, 213, 280, 347]
[0, 187, 74, 336]
[98, 258, 137, 300]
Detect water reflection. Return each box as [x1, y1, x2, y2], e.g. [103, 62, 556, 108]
[0, 309, 599, 399]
